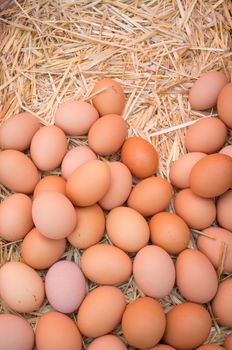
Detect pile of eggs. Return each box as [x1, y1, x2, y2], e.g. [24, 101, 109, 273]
[0, 74, 232, 350]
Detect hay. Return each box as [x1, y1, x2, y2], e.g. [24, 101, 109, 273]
[0, 0, 232, 348]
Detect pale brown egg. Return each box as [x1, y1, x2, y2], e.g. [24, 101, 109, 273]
[217, 190, 232, 231]
[33, 176, 66, 198]
[217, 83, 232, 128]
[147, 346, 176, 350]
[212, 278, 232, 328]
[220, 145, 232, 158]
[224, 333, 232, 350]
[87, 335, 127, 350]
[196, 346, 225, 350]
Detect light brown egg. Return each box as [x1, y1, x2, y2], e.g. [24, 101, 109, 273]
[220, 145, 232, 158]
[174, 188, 216, 229]
[87, 335, 127, 350]
[163, 302, 211, 349]
[33, 176, 66, 198]
[217, 83, 232, 128]
[224, 333, 232, 350]
[121, 297, 166, 349]
[88, 114, 128, 156]
[92, 78, 126, 116]
[196, 346, 225, 350]
[185, 118, 227, 154]
[121, 136, 159, 179]
[22, 228, 66, 269]
[212, 278, 232, 328]
[0, 150, 39, 193]
[127, 176, 173, 217]
[147, 346, 176, 350]
[0, 112, 40, 151]
[217, 190, 232, 231]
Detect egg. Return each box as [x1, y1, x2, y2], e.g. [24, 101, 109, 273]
[80, 244, 132, 285]
[133, 245, 175, 298]
[54, 100, 99, 136]
[30, 125, 67, 171]
[197, 227, 232, 273]
[217, 83, 232, 128]
[88, 114, 128, 156]
[163, 302, 212, 349]
[174, 188, 216, 229]
[0, 150, 39, 193]
[22, 228, 66, 269]
[212, 278, 232, 327]
[99, 161, 132, 210]
[147, 346, 176, 350]
[87, 335, 127, 350]
[106, 206, 150, 253]
[169, 152, 206, 189]
[121, 297, 166, 349]
[217, 190, 232, 231]
[176, 249, 218, 303]
[61, 146, 97, 180]
[0, 314, 34, 350]
[190, 153, 232, 198]
[184, 118, 227, 154]
[66, 159, 110, 206]
[150, 212, 190, 255]
[35, 311, 82, 350]
[67, 204, 105, 249]
[32, 191, 76, 239]
[33, 175, 66, 198]
[127, 176, 173, 217]
[220, 145, 232, 158]
[91, 78, 126, 116]
[224, 333, 232, 350]
[0, 112, 40, 151]
[0, 261, 44, 312]
[121, 136, 159, 179]
[196, 346, 225, 350]
[0, 193, 33, 241]
[77, 286, 126, 337]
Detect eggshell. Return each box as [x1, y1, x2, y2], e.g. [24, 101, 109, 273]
[217, 83, 232, 128]
[176, 249, 218, 303]
[147, 346, 176, 350]
[224, 333, 232, 350]
[185, 118, 227, 154]
[220, 145, 232, 158]
[174, 188, 216, 229]
[106, 206, 150, 253]
[45, 260, 86, 313]
[190, 154, 232, 198]
[0, 261, 44, 312]
[133, 245, 175, 298]
[99, 161, 132, 210]
[32, 191, 76, 239]
[217, 190, 232, 231]
[88, 114, 128, 156]
[169, 152, 206, 189]
[196, 346, 225, 350]
[61, 146, 97, 180]
[34, 176, 66, 198]
[80, 244, 132, 285]
[22, 228, 66, 269]
[0, 193, 33, 241]
[54, 100, 99, 136]
[188, 71, 228, 110]
[0, 314, 34, 350]
[35, 311, 82, 350]
[128, 176, 173, 217]
[150, 212, 190, 255]
[66, 159, 110, 206]
[92, 78, 126, 116]
[77, 286, 126, 337]
[0, 150, 39, 193]
[121, 297, 166, 349]
[87, 335, 127, 350]
[197, 227, 232, 273]
[0, 112, 40, 151]
[67, 205, 105, 249]
[163, 302, 211, 350]
[212, 278, 232, 327]
[121, 136, 159, 179]
[30, 125, 67, 171]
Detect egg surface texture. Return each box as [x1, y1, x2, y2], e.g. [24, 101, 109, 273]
[224, 333, 232, 350]
[217, 82, 232, 127]
[33, 175, 66, 197]
[217, 190, 232, 231]
[212, 278, 232, 327]
[87, 335, 127, 350]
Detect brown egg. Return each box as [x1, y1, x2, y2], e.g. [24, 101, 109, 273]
[35, 311, 82, 350]
[121, 137, 159, 179]
[220, 145, 232, 158]
[87, 335, 127, 350]
[217, 190, 232, 231]
[212, 278, 232, 327]
[147, 346, 176, 350]
[185, 118, 227, 154]
[121, 297, 166, 349]
[0, 112, 40, 151]
[88, 114, 128, 156]
[22, 228, 66, 269]
[189, 71, 228, 110]
[196, 346, 225, 350]
[67, 205, 105, 249]
[33, 176, 66, 198]
[217, 83, 232, 128]
[224, 333, 232, 350]
[0, 150, 39, 193]
[128, 176, 173, 217]
[190, 154, 232, 198]
[163, 302, 211, 349]
[150, 212, 190, 255]
[77, 286, 126, 338]
[174, 188, 216, 229]
[92, 78, 126, 116]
